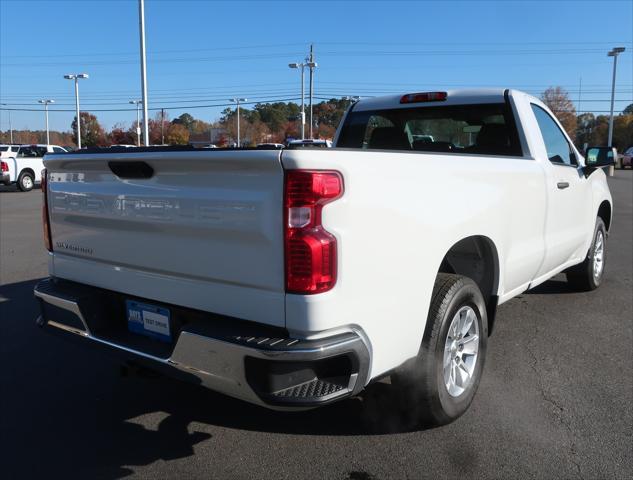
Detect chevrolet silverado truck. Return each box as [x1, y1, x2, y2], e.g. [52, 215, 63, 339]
[34, 89, 614, 425]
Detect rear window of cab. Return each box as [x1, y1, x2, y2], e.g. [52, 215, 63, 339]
[337, 103, 523, 157]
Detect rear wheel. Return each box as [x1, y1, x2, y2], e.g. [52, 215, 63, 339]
[393, 273, 488, 426]
[567, 217, 606, 291]
[17, 172, 34, 192]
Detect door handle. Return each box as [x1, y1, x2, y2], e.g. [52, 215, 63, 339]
[557, 181, 570, 190]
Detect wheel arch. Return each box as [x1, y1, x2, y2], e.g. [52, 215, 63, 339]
[437, 235, 500, 334]
[597, 200, 612, 232]
[19, 167, 36, 179]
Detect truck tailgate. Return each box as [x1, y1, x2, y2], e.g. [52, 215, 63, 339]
[45, 149, 285, 327]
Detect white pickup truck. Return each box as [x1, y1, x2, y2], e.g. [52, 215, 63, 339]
[34, 89, 615, 425]
[1, 144, 68, 191]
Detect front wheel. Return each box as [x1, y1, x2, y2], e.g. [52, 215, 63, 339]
[17, 172, 34, 192]
[393, 273, 488, 426]
[567, 217, 607, 291]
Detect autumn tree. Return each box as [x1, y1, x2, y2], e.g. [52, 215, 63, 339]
[313, 98, 349, 130]
[575, 112, 632, 151]
[166, 123, 190, 144]
[540, 87, 577, 138]
[71, 112, 106, 147]
[172, 113, 195, 130]
[612, 114, 633, 151]
[148, 112, 170, 144]
[576, 113, 596, 148]
[109, 123, 136, 145]
[49, 131, 75, 146]
[254, 102, 300, 133]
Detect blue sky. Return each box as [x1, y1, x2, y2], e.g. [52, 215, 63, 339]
[1, 0, 632, 133]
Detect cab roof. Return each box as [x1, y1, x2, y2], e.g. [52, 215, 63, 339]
[353, 88, 513, 112]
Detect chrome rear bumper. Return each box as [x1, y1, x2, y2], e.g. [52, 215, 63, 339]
[34, 278, 370, 409]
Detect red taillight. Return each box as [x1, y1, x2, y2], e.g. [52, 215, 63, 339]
[400, 91, 447, 104]
[41, 168, 53, 252]
[1, 161, 8, 172]
[284, 170, 343, 294]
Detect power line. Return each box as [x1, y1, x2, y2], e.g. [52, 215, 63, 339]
[4, 46, 632, 68]
[0, 97, 304, 112]
[4, 40, 630, 59]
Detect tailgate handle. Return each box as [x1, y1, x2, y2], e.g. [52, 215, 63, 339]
[108, 161, 154, 179]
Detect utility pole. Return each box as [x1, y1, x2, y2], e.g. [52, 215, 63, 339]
[607, 47, 625, 147]
[299, 63, 305, 140]
[308, 44, 317, 139]
[161, 108, 165, 145]
[139, 0, 150, 146]
[578, 77, 582, 114]
[8, 109, 12, 144]
[38, 99, 55, 145]
[2, 104, 14, 144]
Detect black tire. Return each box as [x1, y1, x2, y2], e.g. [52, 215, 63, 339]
[566, 217, 606, 291]
[17, 171, 34, 192]
[393, 273, 488, 426]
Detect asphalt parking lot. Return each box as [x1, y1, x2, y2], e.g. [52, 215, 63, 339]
[1, 171, 631, 480]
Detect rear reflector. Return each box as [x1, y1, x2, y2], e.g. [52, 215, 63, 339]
[400, 91, 447, 104]
[284, 170, 343, 294]
[41, 168, 53, 252]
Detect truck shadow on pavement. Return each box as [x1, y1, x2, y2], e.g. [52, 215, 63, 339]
[1, 278, 431, 479]
[1, 274, 582, 478]
[524, 279, 577, 295]
[0, 185, 38, 193]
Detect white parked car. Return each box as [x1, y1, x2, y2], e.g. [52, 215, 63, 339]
[287, 139, 332, 148]
[34, 89, 614, 426]
[256, 143, 285, 149]
[1, 144, 67, 191]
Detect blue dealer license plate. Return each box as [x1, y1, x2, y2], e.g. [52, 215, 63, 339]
[126, 300, 171, 343]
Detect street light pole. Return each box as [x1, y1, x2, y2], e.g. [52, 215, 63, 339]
[607, 47, 626, 147]
[129, 100, 142, 146]
[289, 62, 308, 140]
[64, 73, 89, 149]
[139, 0, 150, 146]
[230, 98, 247, 147]
[1, 104, 13, 144]
[38, 99, 55, 145]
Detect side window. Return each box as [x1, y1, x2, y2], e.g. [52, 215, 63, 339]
[53, 147, 65, 153]
[17, 147, 33, 158]
[531, 104, 576, 166]
[36, 147, 48, 157]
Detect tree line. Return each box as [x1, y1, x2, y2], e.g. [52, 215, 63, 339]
[0, 98, 351, 148]
[1, 92, 631, 152]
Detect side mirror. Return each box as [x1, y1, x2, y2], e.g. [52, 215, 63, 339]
[586, 146, 617, 167]
[585, 146, 617, 176]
